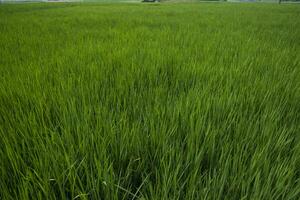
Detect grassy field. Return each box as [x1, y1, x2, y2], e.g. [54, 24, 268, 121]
[1, 2, 300, 200]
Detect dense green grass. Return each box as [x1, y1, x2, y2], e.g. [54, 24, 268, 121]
[1, 2, 300, 199]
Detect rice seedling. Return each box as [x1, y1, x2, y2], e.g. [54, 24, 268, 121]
[0, 2, 300, 199]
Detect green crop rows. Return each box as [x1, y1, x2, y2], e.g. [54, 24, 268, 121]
[0, 2, 300, 199]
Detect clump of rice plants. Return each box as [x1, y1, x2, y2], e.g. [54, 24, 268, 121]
[0, 2, 300, 200]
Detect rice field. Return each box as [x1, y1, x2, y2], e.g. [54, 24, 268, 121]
[0, 2, 300, 199]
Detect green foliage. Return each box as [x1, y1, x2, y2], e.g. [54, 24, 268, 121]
[0, 3, 300, 200]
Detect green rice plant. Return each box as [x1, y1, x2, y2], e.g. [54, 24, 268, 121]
[0, 2, 300, 200]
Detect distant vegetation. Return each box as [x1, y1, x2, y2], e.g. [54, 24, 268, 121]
[1, 0, 300, 3]
[0, 2, 300, 200]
